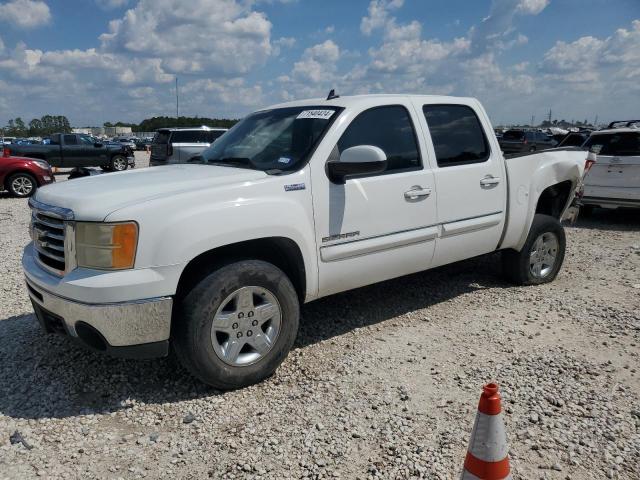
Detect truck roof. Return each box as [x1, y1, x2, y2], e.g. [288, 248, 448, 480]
[591, 127, 640, 135]
[265, 94, 479, 111]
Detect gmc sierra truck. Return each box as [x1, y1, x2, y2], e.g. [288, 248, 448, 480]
[22, 95, 584, 389]
[6, 133, 135, 171]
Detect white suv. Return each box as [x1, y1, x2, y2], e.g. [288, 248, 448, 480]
[581, 121, 640, 212]
[150, 126, 227, 166]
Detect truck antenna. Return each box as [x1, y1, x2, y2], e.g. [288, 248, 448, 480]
[326, 89, 339, 100]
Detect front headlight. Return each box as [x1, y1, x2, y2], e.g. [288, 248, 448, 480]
[33, 160, 50, 171]
[76, 222, 138, 270]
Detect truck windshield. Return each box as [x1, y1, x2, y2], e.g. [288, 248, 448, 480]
[199, 106, 340, 172]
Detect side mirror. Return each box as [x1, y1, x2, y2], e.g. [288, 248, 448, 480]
[94, 142, 103, 148]
[327, 145, 387, 184]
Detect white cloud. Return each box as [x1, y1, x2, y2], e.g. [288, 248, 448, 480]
[96, 0, 130, 9]
[292, 39, 340, 83]
[360, 0, 403, 36]
[99, 0, 273, 76]
[541, 20, 640, 94]
[0, 0, 51, 28]
[516, 0, 549, 15]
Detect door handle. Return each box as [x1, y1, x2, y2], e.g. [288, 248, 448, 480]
[404, 186, 432, 201]
[480, 175, 501, 187]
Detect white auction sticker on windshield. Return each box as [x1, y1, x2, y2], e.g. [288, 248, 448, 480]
[296, 109, 335, 120]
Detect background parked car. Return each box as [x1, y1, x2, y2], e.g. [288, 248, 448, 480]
[5, 133, 135, 171]
[1, 148, 54, 197]
[499, 129, 556, 154]
[150, 126, 227, 166]
[112, 137, 137, 150]
[580, 121, 640, 213]
[135, 137, 153, 150]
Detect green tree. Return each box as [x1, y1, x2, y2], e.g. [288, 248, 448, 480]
[14, 118, 27, 136]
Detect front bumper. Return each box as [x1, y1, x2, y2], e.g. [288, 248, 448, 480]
[26, 278, 172, 358]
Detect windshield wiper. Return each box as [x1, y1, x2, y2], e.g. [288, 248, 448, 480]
[207, 157, 255, 169]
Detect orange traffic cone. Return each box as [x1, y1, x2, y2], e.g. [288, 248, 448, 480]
[462, 383, 511, 479]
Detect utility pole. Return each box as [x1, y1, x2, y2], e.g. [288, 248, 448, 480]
[175, 77, 179, 123]
[531, 115, 535, 127]
[594, 114, 598, 127]
[548, 109, 552, 124]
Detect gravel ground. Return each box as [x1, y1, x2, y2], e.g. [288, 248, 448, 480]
[0, 153, 638, 479]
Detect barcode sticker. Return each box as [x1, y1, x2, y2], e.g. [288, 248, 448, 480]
[296, 110, 335, 120]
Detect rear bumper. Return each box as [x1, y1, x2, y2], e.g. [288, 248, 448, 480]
[26, 278, 172, 358]
[581, 196, 640, 209]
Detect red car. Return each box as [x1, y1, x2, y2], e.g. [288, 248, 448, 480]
[1, 147, 55, 197]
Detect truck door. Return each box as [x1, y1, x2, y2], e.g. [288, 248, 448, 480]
[311, 102, 438, 297]
[47, 134, 63, 167]
[60, 134, 86, 168]
[416, 101, 507, 267]
[78, 134, 109, 166]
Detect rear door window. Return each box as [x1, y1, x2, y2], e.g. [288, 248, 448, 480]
[63, 135, 78, 145]
[423, 104, 490, 167]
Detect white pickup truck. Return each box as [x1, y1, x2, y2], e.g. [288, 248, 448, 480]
[23, 94, 585, 388]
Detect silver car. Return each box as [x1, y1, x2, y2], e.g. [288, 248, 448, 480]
[150, 127, 228, 166]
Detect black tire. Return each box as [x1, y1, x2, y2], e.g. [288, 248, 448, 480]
[579, 205, 594, 217]
[502, 214, 566, 286]
[7, 172, 37, 198]
[529, 146, 537, 152]
[174, 260, 300, 389]
[110, 155, 128, 171]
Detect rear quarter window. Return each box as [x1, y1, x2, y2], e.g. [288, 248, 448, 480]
[153, 131, 170, 145]
[584, 133, 640, 156]
[171, 131, 210, 143]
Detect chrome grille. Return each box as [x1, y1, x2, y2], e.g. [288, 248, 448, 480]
[28, 198, 75, 276]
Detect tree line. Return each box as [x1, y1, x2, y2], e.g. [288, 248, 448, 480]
[104, 116, 238, 133]
[2, 114, 238, 138]
[2, 115, 72, 137]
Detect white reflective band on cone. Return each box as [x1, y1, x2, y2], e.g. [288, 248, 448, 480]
[461, 471, 512, 480]
[466, 411, 509, 462]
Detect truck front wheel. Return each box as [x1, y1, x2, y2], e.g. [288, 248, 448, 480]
[502, 214, 566, 285]
[7, 173, 36, 197]
[174, 260, 300, 389]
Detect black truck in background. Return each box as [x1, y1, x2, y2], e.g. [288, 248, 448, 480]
[5, 133, 135, 171]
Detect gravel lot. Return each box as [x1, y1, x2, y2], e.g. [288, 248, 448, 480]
[1, 152, 638, 479]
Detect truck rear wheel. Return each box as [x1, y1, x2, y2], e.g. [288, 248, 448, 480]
[110, 155, 128, 171]
[174, 260, 299, 389]
[502, 214, 566, 285]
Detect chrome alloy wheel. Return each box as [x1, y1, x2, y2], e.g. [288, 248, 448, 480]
[112, 156, 127, 171]
[211, 286, 282, 366]
[11, 176, 34, 196]
[529, 232, 559, 279]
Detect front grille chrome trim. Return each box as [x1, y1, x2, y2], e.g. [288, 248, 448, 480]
[28, 198, 75, 276]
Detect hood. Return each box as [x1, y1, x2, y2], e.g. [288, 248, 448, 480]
[34, 164, 268, 221]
